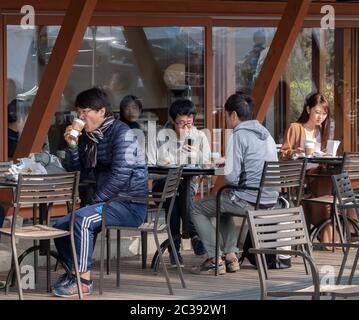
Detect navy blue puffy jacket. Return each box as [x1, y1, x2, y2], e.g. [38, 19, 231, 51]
[65, 119, 148, 204]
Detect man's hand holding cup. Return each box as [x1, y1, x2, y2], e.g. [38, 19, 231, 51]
[64, 118, 85, 146]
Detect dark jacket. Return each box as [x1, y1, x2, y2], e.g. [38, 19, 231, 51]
[65, 119, 148, 204]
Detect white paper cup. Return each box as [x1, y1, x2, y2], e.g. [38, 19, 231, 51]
[304, 140, 315, 156]
[70, 119, 85, 139]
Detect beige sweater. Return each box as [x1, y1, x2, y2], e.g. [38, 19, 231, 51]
[280, 122, 328, 160]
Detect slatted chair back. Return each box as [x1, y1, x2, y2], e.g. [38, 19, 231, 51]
[150, 167, 183, 231]
[161, 167, 183, 201]
[12, 172, 79, 231]
[15, 172, 79, 206]
[248, 206, 311, 251]
[0, 161, 12, 177]
[256, 159, 307, 209]
[247, 206, 313, 298]
[342, 152, 359, 182]
[332, 172, 359, 242]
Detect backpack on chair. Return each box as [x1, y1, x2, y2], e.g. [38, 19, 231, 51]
[240, 195, 292, 269]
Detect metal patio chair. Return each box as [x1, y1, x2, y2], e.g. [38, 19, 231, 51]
[99, 166, 186, 295]
[0, 172, 82, 300]
[0, 161, 12, 177]
[331, 172, 359, 284]
[306, 152, 359, 244]
[247, 206, 359, 300]
[215, 159, 307, 275]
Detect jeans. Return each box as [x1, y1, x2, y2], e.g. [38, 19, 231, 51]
[0, 206, 4, 228]
[54, 201, 147, 272]
[192, 192, 254, 258]
[152, 179, 198, 252]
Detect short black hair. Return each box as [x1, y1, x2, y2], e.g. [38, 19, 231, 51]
[75, 87, 111, 116]
[224, 93, 254, 121]
[169, 98, 196, 121]
[120, 95, 143, 112]
[8, 99, 17, 123]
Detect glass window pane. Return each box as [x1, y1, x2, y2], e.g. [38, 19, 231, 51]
[6, 25, 205, 158]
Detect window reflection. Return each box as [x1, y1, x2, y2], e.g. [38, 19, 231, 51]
[7, 25, 205, 158]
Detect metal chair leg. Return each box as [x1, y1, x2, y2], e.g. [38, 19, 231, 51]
[337, 247, 350, 285]
[167, 230, 186, 288]
[141, 231, 147, 269]
[11, 237, 23, 300]
[99, 227, 106, 295]
[215, 207, 221, 276]
[333, 205, 345, 250]
[106, 229, 111, 275]
[46, 241, 51, 292]
[348, 248, 359, 284]
[116, 230, 120, 287]
[154, 232, 173, 295]
[70, 233, 83, 300]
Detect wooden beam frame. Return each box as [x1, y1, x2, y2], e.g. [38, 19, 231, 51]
[312, 29, 327, 93]
[334, 28, 352, 153]
[253, 0, 311, 122]
[1, 1, 359, 20]
[13, 0, 97, 159]
[0, 14, 5, 161]
[205, 23, 213, 131]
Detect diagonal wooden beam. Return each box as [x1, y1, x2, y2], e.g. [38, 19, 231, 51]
[253, 0, 311, 123]
[0, 13, 5, 161]
[14, 0, 97, 159]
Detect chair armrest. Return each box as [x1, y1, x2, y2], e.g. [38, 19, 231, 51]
[104, 194, 148, 205]
[218, 184, 259, 194]
[249, 248, 312, 261]
[313, 242, 359, 249]
[337, 203, 359, 210]
[248, 248, 320, 290]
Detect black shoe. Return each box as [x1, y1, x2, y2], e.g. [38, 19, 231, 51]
[191, 236, 206, 256]
[267, 257, 292, 270]
[169, 251, 184, 268]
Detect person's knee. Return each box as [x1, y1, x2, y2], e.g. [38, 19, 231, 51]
[54, 216, 70, 230]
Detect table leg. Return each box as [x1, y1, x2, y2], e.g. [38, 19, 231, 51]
[179, 176, 191, 239]
[141, 231, 147, 269]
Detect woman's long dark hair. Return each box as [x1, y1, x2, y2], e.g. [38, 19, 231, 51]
[296, 92, 331, 148]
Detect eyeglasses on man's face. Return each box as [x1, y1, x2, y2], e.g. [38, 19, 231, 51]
[174, 119, 194, 128]
[76, 108, 94, 117]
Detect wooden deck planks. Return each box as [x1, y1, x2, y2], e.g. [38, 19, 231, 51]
[0, 248, 358, 300]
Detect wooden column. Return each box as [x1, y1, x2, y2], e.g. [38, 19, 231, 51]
[205, 24, 214, 131]
[13, 0, 97, 159]
[0, 14, 5, 161]
[334, 28, 352, 153]
[253, 0, 311, 122]
[312, 29, 327, 93]
[351, 29, 358, 152]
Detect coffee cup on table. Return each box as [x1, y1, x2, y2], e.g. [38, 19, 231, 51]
[69, 119, 85, 140]
[304, 140, 315, 156]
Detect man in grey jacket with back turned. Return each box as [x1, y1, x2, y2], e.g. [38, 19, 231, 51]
[191, 92, 278, 275]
